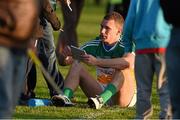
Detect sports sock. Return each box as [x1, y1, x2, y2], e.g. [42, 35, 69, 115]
[63, 88, 73, 99]
[100, 83, 117, 104]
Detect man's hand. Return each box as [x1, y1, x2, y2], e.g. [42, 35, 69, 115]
[62, 45, 72, 57]
[82, 54, 97, 66]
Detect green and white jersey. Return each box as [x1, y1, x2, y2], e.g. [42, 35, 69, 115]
[80, 38, 125, 84]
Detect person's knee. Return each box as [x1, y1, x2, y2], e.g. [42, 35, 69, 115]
[71, 61, 80, 68]
[111, 70, 125, 88]
[69, 61, 83, 73]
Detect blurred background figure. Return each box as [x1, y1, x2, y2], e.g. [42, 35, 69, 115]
[106, 0, 130, 19]
[161, 0, 180, 118]
[122, 0, 172, 119]
[94, 0, 101, 6]
[56, 0, 85, 66]
[0, 0, 38, 118]
[20, 0, 64, 102]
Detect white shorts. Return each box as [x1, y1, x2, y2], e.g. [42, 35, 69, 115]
[127, 90, 137, 107]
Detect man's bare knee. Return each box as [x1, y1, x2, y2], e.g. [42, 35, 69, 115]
[111, 70, 125, 89]
[71, 61, 81, 70]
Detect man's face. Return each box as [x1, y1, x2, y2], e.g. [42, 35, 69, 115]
[99, 19, 121, 45]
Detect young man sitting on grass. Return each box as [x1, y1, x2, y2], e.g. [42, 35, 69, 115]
[51, 12, 136, 109]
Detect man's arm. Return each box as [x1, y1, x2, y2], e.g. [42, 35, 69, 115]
[82, 52, 135, 70]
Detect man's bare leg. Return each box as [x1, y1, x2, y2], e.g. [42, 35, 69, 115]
[112, 68, 136, 107]
[64, 61, 103, 98]
[88, 68, 136, 109]
[96, 70, 123, 105]
[51, 61, 104, 106]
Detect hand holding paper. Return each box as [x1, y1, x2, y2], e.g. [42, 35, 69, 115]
[70, 45, 86, 61]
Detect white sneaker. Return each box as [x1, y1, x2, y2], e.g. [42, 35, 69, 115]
[51, 94, 75, 107]
[88, 95, 104, 109]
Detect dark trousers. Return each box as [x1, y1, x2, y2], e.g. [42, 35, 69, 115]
[56, 0, 84, 65]
[21, 22, 64, 100]
[166, 28, 180, 119]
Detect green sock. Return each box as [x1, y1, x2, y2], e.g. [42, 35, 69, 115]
[100, 84, 117, 104]
[63, 88, 73, 99]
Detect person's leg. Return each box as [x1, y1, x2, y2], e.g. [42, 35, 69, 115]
[111, 68, 136, 107]
[155, 53, 171, 119]
[56, 1, 78, 65]
[166, 28, 180, 119]
[96, 70, 123, 106]
[22, 39, 39, 98]
[76, 0, 84, 23]
[56, 0, 84, 65]
[0, 47, 14, 118]
[0, 47, 26, 118]
[38, 22, 64, 98]
[11, 50, 27, 109]
[86, 68, 135, 109]
[64, 61, 103, 98]
[20, 59, 36, 102]
[135, 54, 154, 119]
[64, 62, 136, 109]
[52, 61, 103, 106]
[26, 63, 37, 98]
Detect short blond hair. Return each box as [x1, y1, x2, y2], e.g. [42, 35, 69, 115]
[104, 12, 124, 29]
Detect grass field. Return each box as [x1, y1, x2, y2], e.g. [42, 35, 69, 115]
[14, 1, 160, 119]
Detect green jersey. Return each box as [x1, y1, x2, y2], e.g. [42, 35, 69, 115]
[81, 39, 124, 59]
[80, 38, 125, 84]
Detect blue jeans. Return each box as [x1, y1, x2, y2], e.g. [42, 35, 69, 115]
[0, 46, 26, 118]
[166, 28, 180, 119]
[135, 53, 171, 119]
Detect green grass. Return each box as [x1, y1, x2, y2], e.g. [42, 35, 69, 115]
[14, 1, 160, 119]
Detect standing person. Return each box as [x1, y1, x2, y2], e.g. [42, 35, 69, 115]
[20, 0, 64, 101]
[0, 0, 38, 118]
[122, 0, 172, 119]
[106, 0, 130, 19]
[52, 12, 137, 109]
[56, 0, 85, 66]
[161, 0, 180, 118]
